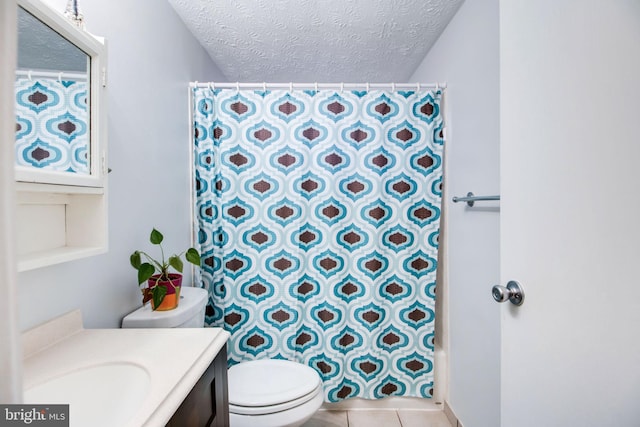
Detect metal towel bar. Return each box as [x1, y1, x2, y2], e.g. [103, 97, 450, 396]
[452, 192, 500, 207]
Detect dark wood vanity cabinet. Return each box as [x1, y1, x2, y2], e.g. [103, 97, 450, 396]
[167, 344, 229, 427]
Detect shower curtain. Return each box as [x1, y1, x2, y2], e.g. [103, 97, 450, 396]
[15, 78, 88, 173]
[192, 87, 444, 401]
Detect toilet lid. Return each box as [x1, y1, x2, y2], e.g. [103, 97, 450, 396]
[228, 359, 321, 408]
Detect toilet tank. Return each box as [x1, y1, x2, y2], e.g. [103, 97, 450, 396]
[121, 286, 208, 328]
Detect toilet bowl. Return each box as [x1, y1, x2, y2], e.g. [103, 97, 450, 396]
[228, 359, 323, 427]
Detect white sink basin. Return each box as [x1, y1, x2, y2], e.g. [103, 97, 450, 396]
[24, 362, 150, 427]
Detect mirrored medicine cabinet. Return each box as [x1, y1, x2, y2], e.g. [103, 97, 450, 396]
[15, 0, 108, 271]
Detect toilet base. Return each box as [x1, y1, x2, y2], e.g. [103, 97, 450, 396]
[229, 389, 323, 427]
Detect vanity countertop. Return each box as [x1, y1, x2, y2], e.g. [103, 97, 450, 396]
[22, 309, 230, 427]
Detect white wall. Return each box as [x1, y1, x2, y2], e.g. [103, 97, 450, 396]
[410, 0, 500, 426]
[17, 0, 227, 330]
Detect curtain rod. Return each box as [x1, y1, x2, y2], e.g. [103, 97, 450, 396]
[189, 82, 447, 91]
[15, 70, 87, 81]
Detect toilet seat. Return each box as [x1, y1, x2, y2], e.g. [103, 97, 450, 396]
[229, 383, 323, 415]
[228, 359, 323, 416]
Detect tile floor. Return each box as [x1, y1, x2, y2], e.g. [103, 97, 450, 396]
[302, 409, 453, 427]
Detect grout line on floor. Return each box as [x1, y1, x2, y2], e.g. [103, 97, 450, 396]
[395, 410, 402, 426]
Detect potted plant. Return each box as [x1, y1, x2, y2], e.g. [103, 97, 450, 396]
[130, 228, 201, 311]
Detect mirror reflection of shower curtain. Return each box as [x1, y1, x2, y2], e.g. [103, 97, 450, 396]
[191, 87, 444, 401]
[15, 77, 88, 173]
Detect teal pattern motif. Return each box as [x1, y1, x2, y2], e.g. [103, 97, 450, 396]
[192, 88, 444, 401]
[15, 78, 88, 173]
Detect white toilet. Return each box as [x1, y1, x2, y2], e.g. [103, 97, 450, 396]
[227, 359, 323, 427]
[121, 287, 323, 427]
[121, 286, 208, 328]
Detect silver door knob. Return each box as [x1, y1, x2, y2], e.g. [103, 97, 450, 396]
[492, 281, 524, 306]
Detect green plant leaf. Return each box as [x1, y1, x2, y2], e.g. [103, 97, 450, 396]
[185, 248, 201, 266]
[151, 285, 167, 310]
[130, 251, 141, 269]
[168, 255, 183, 273]
[150, 228, 163, 245]
[138, 263, 155, 284]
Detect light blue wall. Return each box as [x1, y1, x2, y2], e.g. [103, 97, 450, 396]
[410, 0, 501, 426]
[18, 0, 227, 330]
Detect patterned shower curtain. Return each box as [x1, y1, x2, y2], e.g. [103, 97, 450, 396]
[15, 78, 88, 173]
[192, 87, 444, 401]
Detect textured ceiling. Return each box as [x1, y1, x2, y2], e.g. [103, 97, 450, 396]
[167, 0, 464, 82]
